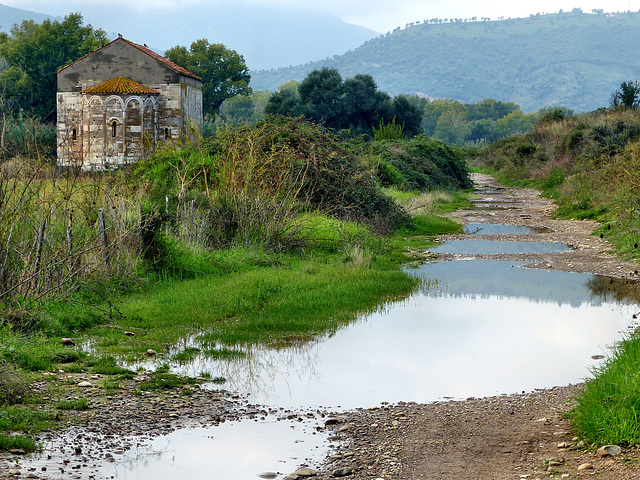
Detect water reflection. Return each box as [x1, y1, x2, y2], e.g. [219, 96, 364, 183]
[463, 223, 551, 235]
[100, 419, 327, 480]
[429, 240, 570, 254]
[161, 261, 636, 410]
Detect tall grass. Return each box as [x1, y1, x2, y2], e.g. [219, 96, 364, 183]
[0, 159, 154, 331]
[571, 335, 640, 446]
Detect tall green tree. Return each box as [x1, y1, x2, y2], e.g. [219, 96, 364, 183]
[611, 81, 640, 110]
[298, 67, 343, 129]
[391, 95, 423, 137]
[0, 13, 106, 120]
[165, 39, 251, 116]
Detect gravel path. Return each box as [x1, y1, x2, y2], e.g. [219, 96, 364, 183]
[313, 174, 640, 480]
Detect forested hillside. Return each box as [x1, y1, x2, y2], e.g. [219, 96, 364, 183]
[0, 3, 55, 30]
[251, 11, 640, 112]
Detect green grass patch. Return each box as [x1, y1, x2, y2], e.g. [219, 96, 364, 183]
[202, 348, 247, 359]
[171, 347, 202, 362]
[571, 335, 640, 446]
[137, 372, 194, 392]
[56, 397, 89, 411]
[90, 356, 134, 376]
[0, 406, 58, 433]
[0, 434, 40, 452]
[104, 381, 122, 394]
[86, 247, 417, 353]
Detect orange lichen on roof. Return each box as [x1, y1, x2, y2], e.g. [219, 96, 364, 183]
[58, 37, 201, 82]
[82, 76, 160, 95]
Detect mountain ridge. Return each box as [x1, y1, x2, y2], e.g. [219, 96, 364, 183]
[250, 12, 640, 112]
[0, 3, 378, 71]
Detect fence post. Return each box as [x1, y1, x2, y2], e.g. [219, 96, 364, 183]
[67, 213, 73, 258]
[99, 208, 108, 266]
[32, 218, 46, 292]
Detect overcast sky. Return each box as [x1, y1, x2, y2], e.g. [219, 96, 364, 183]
[3, 0, 639, 32]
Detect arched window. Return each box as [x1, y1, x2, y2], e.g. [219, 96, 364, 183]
[111, 121, 118, 138]
[72, 128, 77, 141]
[164, 128, 170, 140]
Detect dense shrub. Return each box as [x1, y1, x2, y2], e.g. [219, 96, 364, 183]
[372, 135, 472, 191]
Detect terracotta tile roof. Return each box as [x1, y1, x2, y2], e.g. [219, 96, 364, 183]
[58, 37, 201, 82]
[82, 76, 160, 95]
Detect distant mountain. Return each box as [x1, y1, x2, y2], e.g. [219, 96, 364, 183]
[250, 12, 640, 112]
[68, 4, 378, 71]
[0, 3, 58, 30]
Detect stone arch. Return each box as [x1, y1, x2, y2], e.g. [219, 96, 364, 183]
[105, 96, 125, 165]
[142, 98, 157, 154]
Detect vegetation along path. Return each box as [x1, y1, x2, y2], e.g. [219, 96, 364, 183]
[316, 173, 640, 480]
[3, 174, 640, 479]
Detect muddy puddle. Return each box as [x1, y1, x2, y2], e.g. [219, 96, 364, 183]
[155, 260, 636, 411]
[27, 417, 329, 480]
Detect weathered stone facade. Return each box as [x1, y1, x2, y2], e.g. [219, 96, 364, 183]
[57, 37, 203, 170]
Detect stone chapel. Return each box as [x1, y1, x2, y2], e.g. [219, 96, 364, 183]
[56, 36, 203, 170]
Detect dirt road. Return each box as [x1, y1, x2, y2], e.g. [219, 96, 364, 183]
[317, 174, 640, 480]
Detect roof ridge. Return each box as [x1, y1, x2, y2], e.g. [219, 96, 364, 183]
[57, 37, 201, 82]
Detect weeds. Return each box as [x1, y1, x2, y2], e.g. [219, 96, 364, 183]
[56, 397, 89, 411]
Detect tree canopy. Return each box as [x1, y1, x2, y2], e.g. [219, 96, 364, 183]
[0, 13, 107, 120]
[165, 39, 252, 116]
[265, 67, 423, 137]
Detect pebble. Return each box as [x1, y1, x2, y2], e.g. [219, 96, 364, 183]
[332, 466, 354, 477]
[258, 473, 278, 479]
[293, 467, 317, 477]
[77, 381, 92, 387]
[577, 463, 594, 471]
[596, 444, 622, 457]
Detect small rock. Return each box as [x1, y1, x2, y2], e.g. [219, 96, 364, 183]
[9, 448, 26, 455]
[556, 442, 571, 449]
[596, 444, 622, 457]
[8, 469, 20, 476]
[293, 467, 317, 477]
[577, 463, 594, 471]
[124, 331, 135, 336]
[77, 381, 92, 387]
[332, 466, 354, 477]
[591, 354, 605, 360]
[324, 418, 340, 426]
[61, 338, 75, 346]
[26, 473, 38, 479]
[143, 349, 157, 357]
